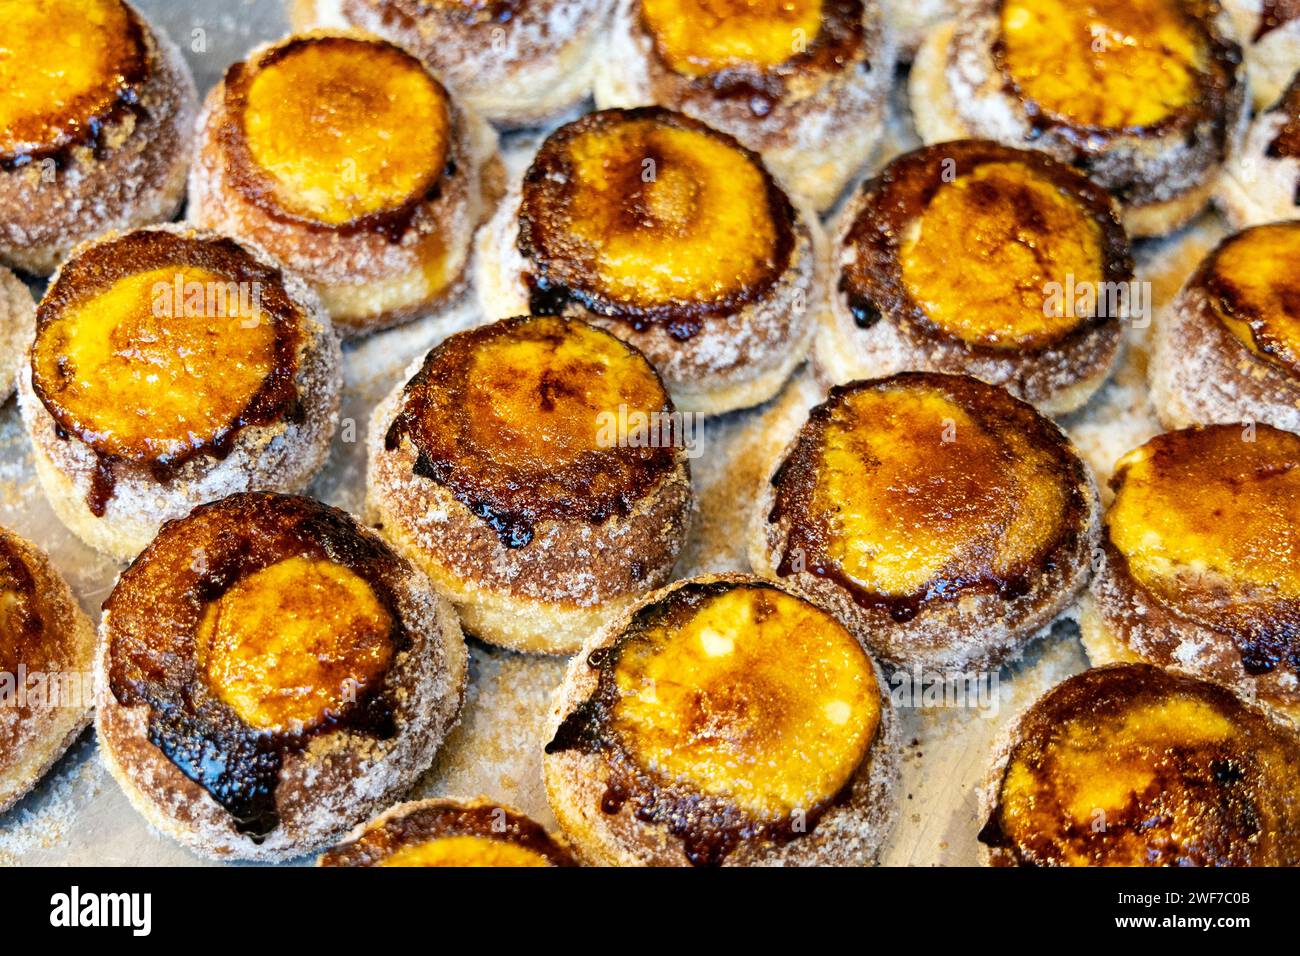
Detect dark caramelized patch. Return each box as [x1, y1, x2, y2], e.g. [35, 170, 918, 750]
[216, 34, 453, 242]
[103, 494, 413, 839]
[979, 664, 1300, 866]
[384, 315, 679, 548]
[0, 535, 45, 680]
[1105, 424, 1300, 679]
[319, 802, 577, 867]
[30, 230, 303, 517]
[638, 0, 867, 118]
[518, 107, 796, 339]
[839, 140, 1131, 353]
[768, 372, 1089, 623]
[546, 580, 880, 866]
[0, 0, 150, 170]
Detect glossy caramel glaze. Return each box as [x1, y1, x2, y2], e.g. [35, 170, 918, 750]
[30, 230, 304, 517]
[1106, 424, 1300, 678]
[768, 373, 1090, 623]
[991, 0, 1241, 153]
[839, 140, 1131, 354]
[546, 579, 880, 866]
[1266, 75, 1300, 206]
[103, 494, 415, 839]
[320, 800, 577, 866]
[0, 0, 149, 167]
[518, 107, 795, 340]
[981, 664, 1300, 865]
[1197, 223, 1300, 378]
[217, 34, 453, 238]
[385, 315, 679, 548]
[639, 0, 866, 115]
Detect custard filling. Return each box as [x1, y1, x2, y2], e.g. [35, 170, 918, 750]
[1000, 0, 1205, 129]
[379, 835, 553, 867]
[642, 0, 824, 75]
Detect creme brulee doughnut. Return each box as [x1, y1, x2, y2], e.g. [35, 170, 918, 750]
[0, 526, 95, 812]
[96, 493, 468, 860]
[910, 0, 1246, 238]
[16, 226, 342, 562]
[189, 31, 503, 337]
[1081, 425, 1300, 722]
[291, 0, 611, 129]
[367, 315, 692, 655]
[594, 0, 895, 211]
[0, 0, 197, 276]
[1217, 72, 1300, 229]
[751, 373, 1099, 671]
[475, 107, 824, 415]
[543, 574, 898, 866]
[1150, 222, 1300, 434]
[319, 798, 578, 866]
[979, 664, 1300, 866]
[818, 141, 1130, 415]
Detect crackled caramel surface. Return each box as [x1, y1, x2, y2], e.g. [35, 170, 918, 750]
[983, 665, 1300, 866]
[1202, 222, 1300, 377]
[641, 0, 824, 74]
[1107, 425, 1300, 663]
[900, 160, 1105, 349]
[380, 835, 552, 866]
[235, 35, 450, 224]
[0, 0, 146, 158]
[999, 0, 1206, 129]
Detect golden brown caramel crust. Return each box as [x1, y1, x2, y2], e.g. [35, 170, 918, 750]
[519, 107, 795, 333]
[981, 664, 1300, 866]
[319, 798, 578, 866]
[754, 373, 1098, 670]
[30, 229, 304, 514]
[1087, 425, 1300, 719]
[1199, 223, 1300, 377]
[98, 493, 466, 857]
[543, 574, 899, 866]
[0, 527, 95, 813]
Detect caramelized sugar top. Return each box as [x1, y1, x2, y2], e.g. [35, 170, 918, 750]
[0, 0, 147, 159]
[105, 494, 412, 837]
[31, 232, 301, 468]
[1108, 425, 1300, 672]
[519, 108, 794, 325]
[770, 374, 1086, 620]
[981, 665, 1300, 866]
[999, 0, 1207, 129]
[0, 536, 46, 679]
[900, 161, 1105, 349]
[196, 556, 394, 733]
[319, 802, 577, 867]
[385, 315, 679, 547]
[232, 35, 450, 224]
[1202, 223, 1300, 377]
[641, 0, 824, 75]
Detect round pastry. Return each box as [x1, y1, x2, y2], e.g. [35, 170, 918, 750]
[543, 574, 898, 867]
[593, 0, 895, 211]
[910, 0, 1246, 238]
[1081, 425, 1300, 723]
[751, 373, 1099, 671]
[290, 0, 611, 129]
[0, 526, 95, 812]
[475, 107, 823, 415]
[1223, 0, 1300, 109]
[368, 314, 692, 655]
[881, 0, 957, 58]
[319, 798, 578, 866]
[96, 493, 468, 860]
[818, 141, 1130, 415]
[0, 0, 197, 276]
[17, 226, 342, 563]
[1217, 71, 1300, 229]
[1150, 222, 1300, 434]
[189, 31, 502, 337]
[0, 265, 34, 401]
[979, 664, 1300, 866]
